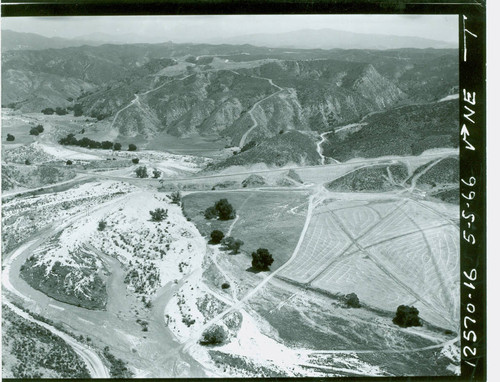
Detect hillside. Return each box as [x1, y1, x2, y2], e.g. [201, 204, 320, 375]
[322, 99, 459, 161]
[212, 131, 320, 169]
[2, 40, 458, 168]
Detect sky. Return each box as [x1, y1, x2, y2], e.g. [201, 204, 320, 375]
[2, 15, 458, 44]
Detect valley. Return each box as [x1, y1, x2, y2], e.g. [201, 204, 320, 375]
[2, 34, 460, 378]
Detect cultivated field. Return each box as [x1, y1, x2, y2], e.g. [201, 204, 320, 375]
[280, 196, 459, 330]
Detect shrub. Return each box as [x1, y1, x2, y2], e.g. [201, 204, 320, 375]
[344, 293, 361, 308]
[170, 191, 181, 205]
[221, 283, 230, 289]
[135, 166, 148, 178]
[200, 325, 227, 345]
[98, 220, 107, 231]
[210, 230, 224, 244]
[35, 124, 44, 133]
[132, 158, 139, 164]
[66, 160, 73, 165]
[113, 142, 122, 151]
[152, 169, 161, 178]
[393, 305, 422, 328]
[6, 133, 15, 141]
[29, 127, 40, 136]
[25, 159, 31, 165]
[41, 107, 55, 115]
[128, 143, 137, 151]
[251, 248, 274, 270]
[150, 208, 168, 222]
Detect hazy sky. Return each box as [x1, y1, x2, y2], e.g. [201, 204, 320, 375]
[2, 15, 458, 44]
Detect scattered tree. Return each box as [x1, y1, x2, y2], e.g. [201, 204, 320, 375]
[24, 159, 31, 165]
[170, 191, 181, 205]
[132, 158, 139, 164]
[344, 293, 361, 308]
[150, 208, 168, 222]
[222, 237, 244, 254]
[98, 220, 107, 231]
[80, 128, 85, 134]
[66, 160, 73, 165]
[35, 124, 44, 133]
[128, 143, 137, 151]
[6, 134, 15, 141]
[393, 305, 422, 328]
[135, 166, 148, 178]
[152, 169, 161, 178]
[210, 230, 224, 244]
[251, 248, 274, 270]
[221, 283, 230, 289]
[113, 142, 122, 151]
[200, 325, 227, 345]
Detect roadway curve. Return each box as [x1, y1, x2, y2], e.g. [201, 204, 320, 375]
[238, 77, 284, 148]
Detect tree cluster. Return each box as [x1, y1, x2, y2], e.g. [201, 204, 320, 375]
[222, 236, 244, 254]
[55, 107, 68, 116]
[73, 103, 83, 117]
[29, 125, 44, 136]
[204, 199, 236, 220]
[58, 133, 122, 150]
[135, 166, 148, 178]
[200, 325, 227, 345]
[42, 108, 55, 115]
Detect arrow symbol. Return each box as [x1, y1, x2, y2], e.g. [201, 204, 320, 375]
[461, 124, 470, 138]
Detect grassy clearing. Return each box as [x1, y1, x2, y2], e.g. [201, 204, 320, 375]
[2, 305, 91, 378]
[251, 282, 456, 376]
[182, 190, 308, 268]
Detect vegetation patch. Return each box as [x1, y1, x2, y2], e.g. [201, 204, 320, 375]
[209, 350, 288, 377]
[102, 346, 132, 378]
[20, 249, 107, 310]
[2, 305, 91, 378]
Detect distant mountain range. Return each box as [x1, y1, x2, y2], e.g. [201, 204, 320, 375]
[1, 30, 106, 52]
[1, 35, 458, 168]
[210, 28, 456, 50]
[2, 28, 455, 52]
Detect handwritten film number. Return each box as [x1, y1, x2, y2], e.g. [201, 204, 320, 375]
[461, 176, 477, 368]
